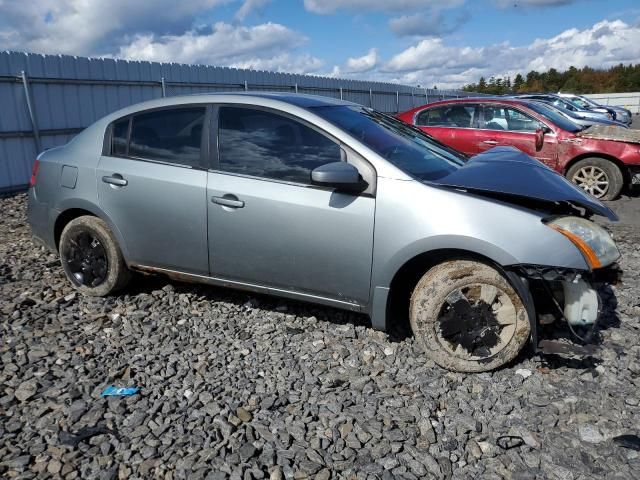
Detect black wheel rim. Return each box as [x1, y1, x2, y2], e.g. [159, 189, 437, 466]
[436, 283, 517, 361]
[64, 232, 108, 287]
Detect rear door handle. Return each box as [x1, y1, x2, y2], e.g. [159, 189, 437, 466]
[482, 140, 499, 145]
[211, 195, 245, 208]
[102, 175, 128, 186]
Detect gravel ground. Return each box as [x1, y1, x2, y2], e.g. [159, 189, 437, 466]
[1, 193, 640, 480]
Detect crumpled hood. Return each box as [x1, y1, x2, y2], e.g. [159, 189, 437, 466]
[576, 124, 640, 144]
[433, 146, 618, 221]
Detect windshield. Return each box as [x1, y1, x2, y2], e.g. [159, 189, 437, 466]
[565, 96, 591, 109]
[312, 105, 466, 181]
[525, 102, 582, 132]
[578, 95, 604, 108]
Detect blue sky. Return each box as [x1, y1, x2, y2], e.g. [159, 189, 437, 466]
[1, 0, 639, 88]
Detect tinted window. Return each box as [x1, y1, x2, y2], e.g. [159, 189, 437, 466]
[525, 102, 582, 132]
[483, 106, 541, 132]
[313, 106, 465, 182]
[111, 118, 129, 156]
[416, 105, 479, 128]
[218, 107, 341, 183]
[129, 107, 205, 167]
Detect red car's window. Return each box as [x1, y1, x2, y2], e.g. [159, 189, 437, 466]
[416, 105, 479, 128]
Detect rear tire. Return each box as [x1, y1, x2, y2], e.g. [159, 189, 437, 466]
[409, 260, 531, 373]
[566, 157, 623, 200]
[59, 216, 131, 296]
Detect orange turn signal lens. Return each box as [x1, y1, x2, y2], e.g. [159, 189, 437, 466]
[548, 223, 601, 269]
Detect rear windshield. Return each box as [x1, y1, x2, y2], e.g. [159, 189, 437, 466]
[525, 102, 582, 133]
[312, 105, 465, 181]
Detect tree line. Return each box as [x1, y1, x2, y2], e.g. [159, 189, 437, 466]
[461, 64, 640, 95]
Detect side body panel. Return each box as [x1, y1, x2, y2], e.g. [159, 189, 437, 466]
[207, 172, 375, 305]
[96, 156, 209, 275]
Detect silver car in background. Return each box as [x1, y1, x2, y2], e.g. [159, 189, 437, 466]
[28, 93, 621, 372]
[529, 100, 628, 129]
[512, 93, 623, 125]
[558, 93, 633, 126]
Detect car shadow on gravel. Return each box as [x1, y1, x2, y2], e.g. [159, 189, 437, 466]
[124, 271, 374, 329]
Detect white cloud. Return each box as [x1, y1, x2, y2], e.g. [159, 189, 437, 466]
[345, 48, 379, 73]
[329, 48, 379, 78]
[230, 53, 324, 73]
[378, 19, 640, 88]
[234, 0, 270, 21]
[389, 11, 469, 37]
[116, 22, 306, 67]
[0, 0, 232, 56]
[303, 0, 464, 14]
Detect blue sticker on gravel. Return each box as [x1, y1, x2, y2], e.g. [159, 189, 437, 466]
[101, 386, 140, 397]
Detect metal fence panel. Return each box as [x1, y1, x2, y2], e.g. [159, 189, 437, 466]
[0, 50, 486, 191]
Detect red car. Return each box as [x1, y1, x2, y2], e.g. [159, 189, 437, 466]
[397, 98, 640, 200]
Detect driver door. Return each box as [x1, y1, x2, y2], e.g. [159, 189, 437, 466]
[206, 106, 376, 306]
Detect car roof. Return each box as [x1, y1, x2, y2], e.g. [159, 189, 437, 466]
[138, 92, 356, 109]
[406, 97, 540, 109]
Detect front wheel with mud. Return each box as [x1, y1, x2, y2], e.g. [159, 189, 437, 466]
[410, 260, 531, 372]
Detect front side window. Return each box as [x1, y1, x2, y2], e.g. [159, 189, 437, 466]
[416, 105, 479, 128]
[483, 106, 541, 132]
[127, 107, 206, 167]
[313, 105, 465, 182]
[217, 107, 341, 184]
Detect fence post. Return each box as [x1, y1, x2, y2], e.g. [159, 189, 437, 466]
[161, 77, 166, 98]
[294, 83, 298, 94]
[396, 91, 399, 113]
[340, 87, 343, 100]
[21, 71, 42, 154]
[411, 91, 415, 107]
[424, 88, 428, 104]
[369, 88, 373, 107]
[244, 80, 248, 91]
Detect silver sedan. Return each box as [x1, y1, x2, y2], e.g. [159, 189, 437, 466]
[28, 93, 620, 372]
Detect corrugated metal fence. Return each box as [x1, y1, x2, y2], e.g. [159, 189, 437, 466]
[0, 50, 480, 192]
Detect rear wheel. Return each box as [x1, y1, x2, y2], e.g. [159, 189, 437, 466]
[410, 260, 530, 372]
[59, 216, 130, 296]
[566, 157, 623, 200]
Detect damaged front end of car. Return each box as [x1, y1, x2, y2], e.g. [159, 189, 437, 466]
[511, 261, 622, 351]
[433, 147, 623, 356]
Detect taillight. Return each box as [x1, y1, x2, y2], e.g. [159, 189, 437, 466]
[29, 160, 40, 188]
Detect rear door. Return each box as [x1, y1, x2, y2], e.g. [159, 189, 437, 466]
[414, 104, 484, 155]
[480, 104, 559, 168]
[96, 106, 209, 274]
[206, 105, 375, 306]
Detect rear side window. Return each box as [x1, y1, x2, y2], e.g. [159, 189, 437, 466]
[111, 119, 129, 156]
[124, 107, 206, 167]
[217, 107, 341, 184]
[416, 105, 479, 128]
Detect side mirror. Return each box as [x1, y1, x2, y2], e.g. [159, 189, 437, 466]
[311, 162, 364, 190]
[534, 126, 550, 151]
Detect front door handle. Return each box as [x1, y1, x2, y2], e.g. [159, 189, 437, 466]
[212, 195, 245, 208]
[102, 174, 128, 187]
[482, 140, 499, 145]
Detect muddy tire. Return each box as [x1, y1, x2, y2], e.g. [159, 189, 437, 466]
[410, 260, 531, 373]
[566, 157, 623, 200]
[59, 216, 131, 296]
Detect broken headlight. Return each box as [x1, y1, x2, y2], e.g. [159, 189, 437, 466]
[545, 216, 620, 269]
